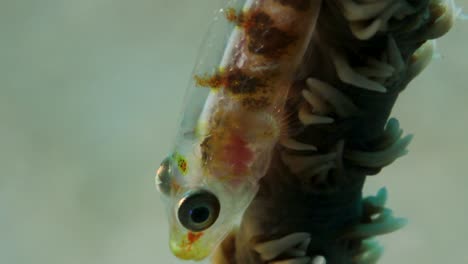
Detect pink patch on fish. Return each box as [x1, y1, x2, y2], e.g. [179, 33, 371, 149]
[222, 133, 254, 175]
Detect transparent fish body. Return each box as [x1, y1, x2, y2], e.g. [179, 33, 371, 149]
[156, 0, 321, 260]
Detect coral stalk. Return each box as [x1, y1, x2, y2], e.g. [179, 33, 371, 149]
[213, 1, 454, 263]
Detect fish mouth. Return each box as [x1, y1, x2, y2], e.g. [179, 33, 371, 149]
[169, 238, 211, 261]
[169, 227, 212, 261]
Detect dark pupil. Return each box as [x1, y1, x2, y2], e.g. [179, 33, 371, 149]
[190, 206, 210, 223]
[177, 190, 220, 231]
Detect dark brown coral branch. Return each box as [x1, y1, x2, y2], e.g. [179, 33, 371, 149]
[213, 0, 454, 263]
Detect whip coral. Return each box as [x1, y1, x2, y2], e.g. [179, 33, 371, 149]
[156, 0, 455, 263]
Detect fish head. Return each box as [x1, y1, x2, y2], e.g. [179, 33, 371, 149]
[155, 153, 258, 260]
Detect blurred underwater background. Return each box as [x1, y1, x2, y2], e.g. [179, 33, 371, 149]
[0, 0, 467, 263]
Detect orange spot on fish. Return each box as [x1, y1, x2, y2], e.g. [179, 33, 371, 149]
[178, 159, 187, 174]
[224, 7, 240, 23]
[194, 68, 263, 95]
[195, 73, 223, 89]
[187, 232, 203, 244]
[174, 232, 205, 259]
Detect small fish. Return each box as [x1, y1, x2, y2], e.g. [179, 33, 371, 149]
[156, 0, 321, 260]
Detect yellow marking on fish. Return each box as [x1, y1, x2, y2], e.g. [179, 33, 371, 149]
[173, 153, 188, 175]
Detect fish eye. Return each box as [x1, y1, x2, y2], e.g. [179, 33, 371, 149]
[177, 190, 220, 232]
[156, 157, 172, 195]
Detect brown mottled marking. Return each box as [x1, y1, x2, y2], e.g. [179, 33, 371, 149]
[224, 8, 243, 24]
[195, 73, 223, 89]
[274, 0, 310, 10]
[245, 11, 297, 58]
[200, 136, 212, 164]
[225, 68, 264, 94]
[242, 96, 270, 110]
[195, 68, 264, 94]
[225, 9, 297, 58]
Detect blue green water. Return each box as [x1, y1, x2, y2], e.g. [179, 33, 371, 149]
[1, 1, 467, 263]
